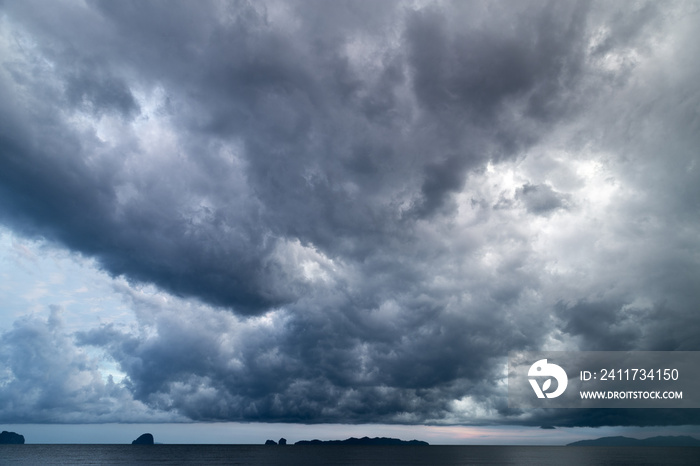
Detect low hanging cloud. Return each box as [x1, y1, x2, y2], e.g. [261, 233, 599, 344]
[0, 306, 176, 423]
[1, 0, 699, 427]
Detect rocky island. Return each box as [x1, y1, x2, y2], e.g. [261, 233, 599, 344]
[131, 433, 155, 445]
[295, 436, 428, 446]
[0, 431, 25, 444]
[264, 438, 288, 445]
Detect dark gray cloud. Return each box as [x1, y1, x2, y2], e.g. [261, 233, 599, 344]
[516, 183, 570, 215]
[64, 61, 140, 118]
[1, 0, 699, 429]
[0, 0, 602, 294]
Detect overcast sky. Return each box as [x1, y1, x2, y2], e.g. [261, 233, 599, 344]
[1, 0, 699, 443]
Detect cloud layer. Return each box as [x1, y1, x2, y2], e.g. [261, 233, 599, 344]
[1, 0, 699, 427]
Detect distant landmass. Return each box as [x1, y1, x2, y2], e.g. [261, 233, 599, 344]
[295, 436, 429, 446]
[263, 438, 287, 445]
[0, 431, 25, 444]
[132, 433, 155, 445]
[568, 436, 700, 447]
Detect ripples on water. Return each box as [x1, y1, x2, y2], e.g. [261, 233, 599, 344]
[1, 445, 698, 465]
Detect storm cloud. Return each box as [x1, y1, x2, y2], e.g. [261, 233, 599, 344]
[1, 0, 699, 428]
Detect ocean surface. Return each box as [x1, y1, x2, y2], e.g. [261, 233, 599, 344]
[1, 445, 698, 465]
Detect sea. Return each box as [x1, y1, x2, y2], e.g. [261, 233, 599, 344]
[0, 445, 698, 465]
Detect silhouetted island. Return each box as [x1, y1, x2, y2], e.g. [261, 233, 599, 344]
[132, 433, 155, 445]
[265, 439, 277, 445]
[295, 436, 429, 446]
[0, 431, 25, 444]
[567, 435, 700, 447]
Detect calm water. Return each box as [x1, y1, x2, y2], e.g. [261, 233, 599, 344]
[1, 445, 698, 465]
